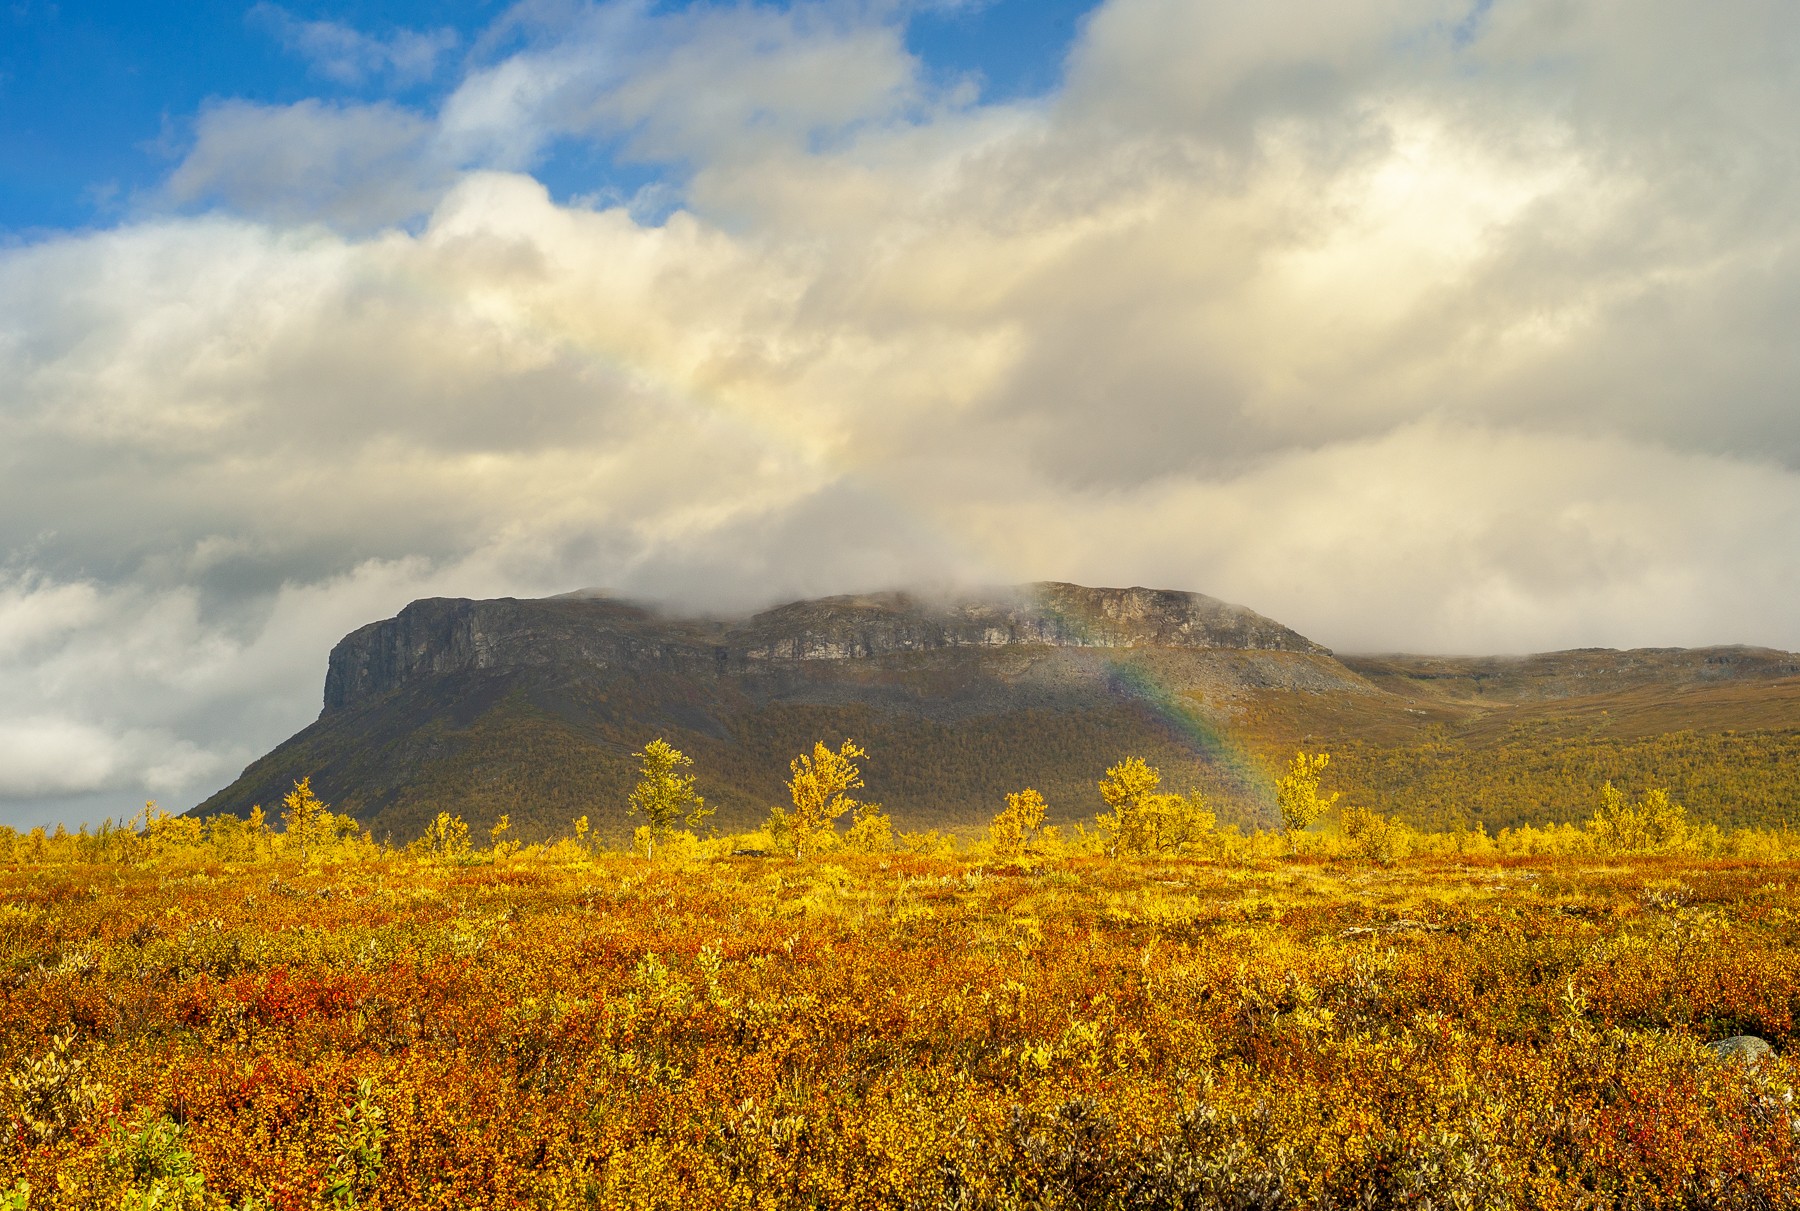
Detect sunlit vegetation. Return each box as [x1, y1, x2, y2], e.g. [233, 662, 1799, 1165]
[219, 663, 1800, 853]
[1230, 680, 1800, 836]
[238, 694, 1283, 844]
[228, 687, 1800, 867]
[4, 747, 1800, 1207]
[986, 789, 1049, 864]
[1318, 730, 1800, 834]
[628, 740, 712, 862]
[1274, 752, 1339, 855]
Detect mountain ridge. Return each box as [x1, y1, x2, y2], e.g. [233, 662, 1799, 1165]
[322, 582, 1329, 713]
[196, 583, 1800, 843]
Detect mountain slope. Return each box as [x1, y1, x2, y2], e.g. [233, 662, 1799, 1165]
[1216, 649, 1800, 831]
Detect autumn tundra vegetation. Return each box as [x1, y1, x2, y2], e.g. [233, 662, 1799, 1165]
[3, 741, 1800, 1208]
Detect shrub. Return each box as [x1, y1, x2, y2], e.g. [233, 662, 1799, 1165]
[843, 801, 894, 854]
[784, 739, 870, 860]
[1095, 758, 1215, 856]
[106, 1117, 207, 1211]
[988, 788, 1048, 862]
[1588, 782, 1691, 854]
[324, 1078, 387, 1209]
[1340, 804, 1406, 864]
[416, 811, 472, 863]
[7, 1029, 100, 1147]
[628, 739, 713, 860]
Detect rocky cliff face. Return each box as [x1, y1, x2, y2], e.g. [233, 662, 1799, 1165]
[323, 582, 1328, 714]
[733, 583, 1327, 662]
[321, 595, 717, 712]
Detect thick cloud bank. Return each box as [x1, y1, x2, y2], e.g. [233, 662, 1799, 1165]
[4, 0, 1800, 825]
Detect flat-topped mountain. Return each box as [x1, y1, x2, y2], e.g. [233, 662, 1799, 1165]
[322, 583, 1328, 712]
[195, 583, 1800, 842]
[200, 583, 1352, 841]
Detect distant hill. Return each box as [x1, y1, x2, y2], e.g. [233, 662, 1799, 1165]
[1288, 649, 1800, 832]
[193, 585, 1800, 841]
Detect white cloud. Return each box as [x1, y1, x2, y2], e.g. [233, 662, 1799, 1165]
[0, 554, 569, 823]
[947, 422, 1800, 655]
[0, 717, 220, 804]
[250, 4, 458, 86]
[437, 1, 926, 170]
[6, 0, 1800, 824]
[0, 577, 105, 660]
[165, 99, 448, 229]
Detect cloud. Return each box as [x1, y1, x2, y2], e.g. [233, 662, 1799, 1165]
[948, 422, 1800, 655]
[171, 3, 928, 229]
[0, 718, 216, 802]
[6, 0, 1800, 824]
[250, 4, 458, 87]
[437, 1, 926, 171]
[0, 554, 567, 824]
[164, 99, 449, 228]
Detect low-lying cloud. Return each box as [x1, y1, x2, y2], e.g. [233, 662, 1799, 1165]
[4, 0, 1800, 826]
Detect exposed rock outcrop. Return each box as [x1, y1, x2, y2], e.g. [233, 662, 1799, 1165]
[323, 583, 1328, 714]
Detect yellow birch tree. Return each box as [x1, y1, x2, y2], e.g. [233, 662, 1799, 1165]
[989, 788, 1048, 861]
[1276, 751, 1339, 854]
[785, 739, 868, 860]
[628, 738, 711, 860]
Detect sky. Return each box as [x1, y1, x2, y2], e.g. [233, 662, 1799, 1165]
[2, 0, 1799, 829]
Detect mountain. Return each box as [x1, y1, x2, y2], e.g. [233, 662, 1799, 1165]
[195, 584, 1359, 841]
[193, 584, 1800, 841]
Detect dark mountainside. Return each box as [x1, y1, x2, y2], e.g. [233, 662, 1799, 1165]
[195, 584, 1800, 842]
[195, 583, 1354, 840]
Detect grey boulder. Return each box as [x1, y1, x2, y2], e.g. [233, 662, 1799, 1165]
[1705, 1035, 1776, 1066]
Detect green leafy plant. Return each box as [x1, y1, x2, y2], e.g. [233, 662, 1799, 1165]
[107, 1116, 207, 1211]
[324, 1078, 387, 1209]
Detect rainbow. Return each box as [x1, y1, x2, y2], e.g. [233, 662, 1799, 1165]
[1030, 590, 1280, 823]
